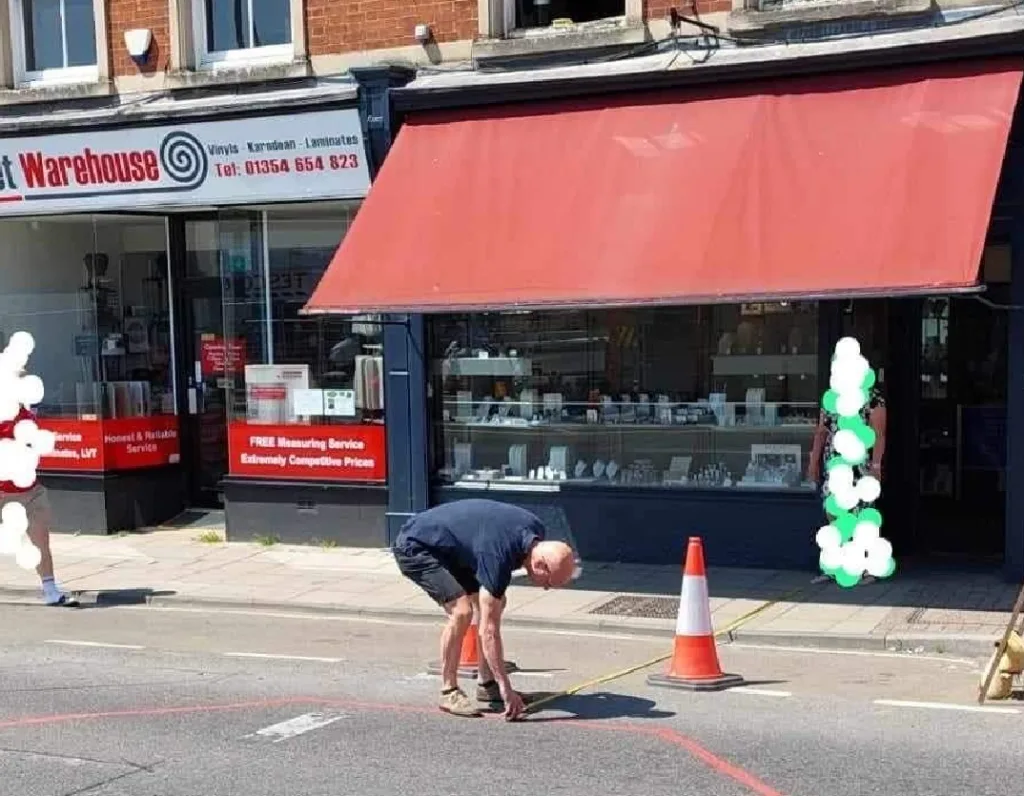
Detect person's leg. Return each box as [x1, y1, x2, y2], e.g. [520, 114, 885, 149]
[392, 542, 480, 716]
[21, 487, 75, 606]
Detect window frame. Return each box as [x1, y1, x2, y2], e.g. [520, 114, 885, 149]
[7, 0, 102, 86]
[191, 0, 295, 69]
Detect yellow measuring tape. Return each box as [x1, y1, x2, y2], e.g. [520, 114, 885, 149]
[523, 585, 806, 715]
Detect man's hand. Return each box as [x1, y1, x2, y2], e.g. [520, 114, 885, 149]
[502, 687, 526, 721]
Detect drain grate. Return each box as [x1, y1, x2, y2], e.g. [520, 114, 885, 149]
[590, 595, 678, 619]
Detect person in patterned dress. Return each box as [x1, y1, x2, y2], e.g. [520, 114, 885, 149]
[807, 384, 887, 583]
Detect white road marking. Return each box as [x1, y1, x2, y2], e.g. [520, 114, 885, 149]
[729, 642, 981, 668]
[731, 687, 792, 698]
[873, 699, 1020, 715]
[248, 712, 348, 743]
[223, 652, 344, 663]
[44, 639, 145, 650]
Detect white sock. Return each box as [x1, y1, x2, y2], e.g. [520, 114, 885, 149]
[41, 577, 63, 604]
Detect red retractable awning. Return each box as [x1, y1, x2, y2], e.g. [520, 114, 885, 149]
[305, 59, 1023, 315]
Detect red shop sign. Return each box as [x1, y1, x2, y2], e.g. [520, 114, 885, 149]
[227, 422, 386, 482]
[38, 416, 180, 472]
[200, 336, 247, 376]
[102, 416, 181, 469]
[37, 418, 105, 470]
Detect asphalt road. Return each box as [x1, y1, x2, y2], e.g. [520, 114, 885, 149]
[0, 602, 1020, 796]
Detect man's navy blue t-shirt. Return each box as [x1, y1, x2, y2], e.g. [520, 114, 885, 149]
[399, 499, 545, 598]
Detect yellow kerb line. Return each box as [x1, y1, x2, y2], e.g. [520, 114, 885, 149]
[523, 586, 806, 715]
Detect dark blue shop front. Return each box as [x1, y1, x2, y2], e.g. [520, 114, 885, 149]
[339, 61, 1024, 581]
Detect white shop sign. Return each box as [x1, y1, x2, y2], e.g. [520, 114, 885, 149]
[0, 108, 370, 216]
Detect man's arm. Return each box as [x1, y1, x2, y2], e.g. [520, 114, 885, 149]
[478, 589, 511, 692]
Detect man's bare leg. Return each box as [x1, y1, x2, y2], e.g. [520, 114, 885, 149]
[436, 595, 480, 716]
[441, 595, 474, 691]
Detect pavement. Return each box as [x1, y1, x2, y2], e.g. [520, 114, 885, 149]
[0, 517, 1016, 658]
[0, 602, 1022, 796]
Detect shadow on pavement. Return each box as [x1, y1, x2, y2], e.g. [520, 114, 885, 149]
[70, 588, 178, 608]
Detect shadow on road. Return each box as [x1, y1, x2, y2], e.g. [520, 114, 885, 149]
[523, 691, 675, 722]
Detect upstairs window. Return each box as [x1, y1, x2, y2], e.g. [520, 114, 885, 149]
[196, 0, 292, 66]
[10, 0, 98, 84]
[512, 0, 625, 30]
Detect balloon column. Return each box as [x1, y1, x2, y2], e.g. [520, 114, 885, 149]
[814, 337, 895, 588]
[0, 332, 55, 570]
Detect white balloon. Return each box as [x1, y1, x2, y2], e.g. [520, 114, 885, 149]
[820, 545, 844, 572]
[833, 483, 859, 511]
[868, 536, 893, 562]
[6, 331, 35, 356]
[836, 390, 867, 418]
[0, 500, 28, 532]
[17, 375, 44, 406]
[0, 525, 23, 556]
[816, 524, 841, 550]
[840, 542, 868, 578]
[853, 520, 881, 546]
[12, 419, 37, 445]
[0, 395, 20, 423]
[31, 429, 56, 456]
[834, 337, 861, 360]
[865, 545, 895, 578]
[826, 463, 855, 488]
[15, 540, 41, 571]
[855, 475, 882, 504]
[0, 439, 19, 479]
[833, 429, 868, 464]
[11, 464, 36, 490]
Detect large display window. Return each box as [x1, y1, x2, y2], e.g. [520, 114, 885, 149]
[0, 215, 179, 472]
[428, 303, 819, 492]
[219, 202, 386, 483]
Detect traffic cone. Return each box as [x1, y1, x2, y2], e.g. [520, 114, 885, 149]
[426, 614, 518, 677]
[647, 537, 744, 692]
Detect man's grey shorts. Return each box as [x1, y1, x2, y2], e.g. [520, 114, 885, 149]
[392, 535, 479, 607]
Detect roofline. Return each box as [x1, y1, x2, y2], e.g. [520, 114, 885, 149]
[392, 17, 1024, 112]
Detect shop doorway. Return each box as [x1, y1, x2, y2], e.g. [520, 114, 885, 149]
[915, 286, 1008, 563]
[175, 211, 267, 509]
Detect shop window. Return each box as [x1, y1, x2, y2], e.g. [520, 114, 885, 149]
[427, 302, 819, 492]
[0, 215, 178, 472]
[194, 0, 293, 67]
[220, 202, 386, 484]
[9, 0, 99, 85]
[510, 0, 625, 30]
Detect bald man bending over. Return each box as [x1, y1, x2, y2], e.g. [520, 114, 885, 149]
[393, 498, 577, 719]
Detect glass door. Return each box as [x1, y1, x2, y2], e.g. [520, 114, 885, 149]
[179, 211, 266, 508]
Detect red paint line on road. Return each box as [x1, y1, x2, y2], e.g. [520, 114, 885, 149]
[0, 697, 785, 795]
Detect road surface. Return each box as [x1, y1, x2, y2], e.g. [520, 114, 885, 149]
[0, 601, 1019, 796]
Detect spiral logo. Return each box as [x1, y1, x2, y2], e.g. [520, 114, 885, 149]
[159, 131, 208, 189]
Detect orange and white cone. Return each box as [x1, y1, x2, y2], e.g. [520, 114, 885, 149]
[647, 537, 744, 692]
[426, 614, 519, 677]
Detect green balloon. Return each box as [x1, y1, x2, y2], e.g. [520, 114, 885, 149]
[862, 369, 876, 390]
[822, 390, 838, 414]
[838, 416, 867, 432]
[859, 507, 883, 528]
[824, 494, 843, 518]
[825, 456, 847, 471]
[835, 569, 861, 588]
[835, 512, 859, 541]
[854, 424, 877, 450]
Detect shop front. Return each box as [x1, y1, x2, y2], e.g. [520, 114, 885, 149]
[304, 56, 1024, 575]
[0, 93, 389, 544]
